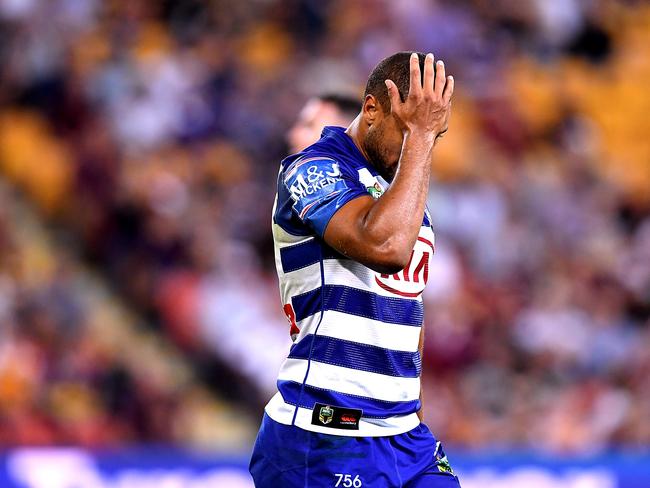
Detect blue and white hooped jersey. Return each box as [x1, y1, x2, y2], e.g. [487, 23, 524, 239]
[266, 126, 435, 437]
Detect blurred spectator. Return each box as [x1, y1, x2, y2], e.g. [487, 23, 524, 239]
[287, 93, 360, 153]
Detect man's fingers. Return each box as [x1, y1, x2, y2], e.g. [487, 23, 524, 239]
[409, 52, 422, 97]
[442, 75, 454, 103]
[422, 53, 435, 96]
[434, 60, 446, 97]
[385, 79, 400, 111]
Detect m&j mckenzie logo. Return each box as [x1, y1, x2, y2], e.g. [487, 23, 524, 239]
[319, 405, 334, 425]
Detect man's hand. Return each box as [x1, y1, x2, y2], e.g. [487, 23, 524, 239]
[385, 53, 454, 141]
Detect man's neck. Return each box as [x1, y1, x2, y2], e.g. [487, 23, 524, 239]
[345, 115, 371, 162]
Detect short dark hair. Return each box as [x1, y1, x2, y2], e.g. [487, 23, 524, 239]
[318, 93, 360, 119]
[364, 51, 427, 112]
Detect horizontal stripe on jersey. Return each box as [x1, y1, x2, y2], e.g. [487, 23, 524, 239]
[277, 358, 420, 402]
[277, 380, 421, 419]
[288, 334, 421, 378]
[284, 258, 427, 300]
[292, 284, 424, 326]
[298, 310, 421, 352]
[279, 238, 344, 273]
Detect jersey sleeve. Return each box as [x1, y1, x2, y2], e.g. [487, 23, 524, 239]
[282, 157, 368, 237]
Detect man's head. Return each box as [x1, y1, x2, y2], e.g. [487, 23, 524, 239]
[287, 93, 360, 153]
[360, 51, 427, 181]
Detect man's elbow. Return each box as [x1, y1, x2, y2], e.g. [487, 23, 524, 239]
[368, 239, 412, 275]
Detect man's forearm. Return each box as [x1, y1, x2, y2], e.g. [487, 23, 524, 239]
[360, 130, 434, 266]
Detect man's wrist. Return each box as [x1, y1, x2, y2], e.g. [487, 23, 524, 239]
[403, 127, 436, 147]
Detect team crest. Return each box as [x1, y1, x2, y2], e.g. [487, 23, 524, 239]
[319, 405, 334, 425]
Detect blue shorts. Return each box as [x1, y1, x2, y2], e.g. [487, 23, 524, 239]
[249, 414, 461, 488]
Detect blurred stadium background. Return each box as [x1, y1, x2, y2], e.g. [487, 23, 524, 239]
[0, 0, 649, 487]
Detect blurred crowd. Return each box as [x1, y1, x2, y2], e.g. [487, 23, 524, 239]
[0, 181, 251, 448]
[0, 0, 649, 452]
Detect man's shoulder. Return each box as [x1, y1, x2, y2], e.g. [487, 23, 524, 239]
[279, 158, 356, 200]
[281, 153, 377, 192]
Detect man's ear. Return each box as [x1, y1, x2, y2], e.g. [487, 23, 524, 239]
[362, 94, 381, 126]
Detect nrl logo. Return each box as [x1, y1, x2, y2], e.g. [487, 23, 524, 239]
[319, 405, 334, 425]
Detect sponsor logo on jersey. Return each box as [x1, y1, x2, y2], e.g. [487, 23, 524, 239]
[375, 234, 435, 297]
[287, 161, 342, 201]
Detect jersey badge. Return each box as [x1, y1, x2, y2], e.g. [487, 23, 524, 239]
[357, 168, 384, 199]
[319, 405, 334, 425]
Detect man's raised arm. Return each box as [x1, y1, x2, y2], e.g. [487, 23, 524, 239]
[324, 53, 454, 273]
